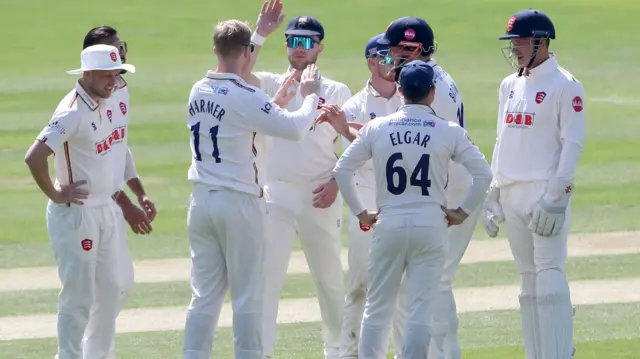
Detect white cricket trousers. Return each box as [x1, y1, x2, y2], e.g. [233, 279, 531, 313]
[183, 185, 266, 359]
[359, 209, 447, 359]
[500, 181, 574, 359]
[262, 179, 344, 359]
[82, 204, 135, 359]
[392, 175, 482, 359]
[47, 200, 123, 359]
[341, 185, 401, 358]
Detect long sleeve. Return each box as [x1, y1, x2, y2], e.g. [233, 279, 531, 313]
[451, 128, 493, 214]
[124, 147, 139, 182]
[235, 90, 320, 141]
[332, 125, 373, 216]
[491, 79, 507, 175]
[555, 80, 586, 183]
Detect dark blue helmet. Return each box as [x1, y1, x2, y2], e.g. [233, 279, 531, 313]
[499, 9, 555, 40]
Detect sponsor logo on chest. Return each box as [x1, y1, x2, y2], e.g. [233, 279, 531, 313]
[504, 112, 535, 128]
[95, 125, 127, 155]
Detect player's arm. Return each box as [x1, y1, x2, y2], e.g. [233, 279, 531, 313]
[555, 80, 586, 185]
[24, 110, 86, 204]
[451, 128, 493, 215]
[491, 79, 508, 173]
[236, 89, 320, 141]
[332, 124, 373, 216]
[246, 0, 285, 74]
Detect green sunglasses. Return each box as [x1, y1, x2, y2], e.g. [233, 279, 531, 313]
[286, 36, 318, 49]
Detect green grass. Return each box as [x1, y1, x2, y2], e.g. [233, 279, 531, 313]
[2, 252, 640, 317]
[2, 302, 639, 358]
[1, 0, 639, 357]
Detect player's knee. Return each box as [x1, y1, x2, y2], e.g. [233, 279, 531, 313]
[536, 268, 570, 301]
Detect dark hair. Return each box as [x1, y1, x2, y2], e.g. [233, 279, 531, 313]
[83, 26, 118, 49]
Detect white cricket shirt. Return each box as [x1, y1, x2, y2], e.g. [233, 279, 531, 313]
[342, 80, 403, 189]
[109, 76, 137, 191]
[492, 54, 586, 187]
[187, 72, 320, 197]
[332, 105, 492, 218]
[37, 81, 126, 206]
[255, 70, 352, 184]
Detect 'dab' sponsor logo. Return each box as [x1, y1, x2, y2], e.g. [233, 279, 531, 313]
[95, 126, 126, 155]
[504, 112, 534, 128]
[572, 96, 583, 112]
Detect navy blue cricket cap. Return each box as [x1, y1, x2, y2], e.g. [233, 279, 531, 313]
[499, 9, 555, 40]
[398, 60, 435, 99]
[284, 16, 325, 41]
[377, 16, 435, 49]
[365, 33, 388, 59]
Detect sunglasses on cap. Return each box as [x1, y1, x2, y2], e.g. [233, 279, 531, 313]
[286, 36, 318, 50]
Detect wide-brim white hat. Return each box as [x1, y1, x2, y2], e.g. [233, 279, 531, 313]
[67, 44, 136, 75]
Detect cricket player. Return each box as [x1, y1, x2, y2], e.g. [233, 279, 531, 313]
[483, 9, 585, 359]
[329, 60, 493, 359]
[78, 25, 157, 359]
[246, 4, 351, 357]
[332, 33, 404, 358]
[24, 44, 136, 359]
[373, 16, 481, 359]
[182, 19, 323, 359]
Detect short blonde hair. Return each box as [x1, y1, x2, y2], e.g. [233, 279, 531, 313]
[213, 20, 252, 58]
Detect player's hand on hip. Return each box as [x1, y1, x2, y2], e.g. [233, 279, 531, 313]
[121, 201, 153, 235]
[136, 195, 157, 222]
[300, 64, 321, 97]
[357, 209, 378, 227]
[441, 206, 469, 227]
[272, 71, 298, 107]
[528, 179, 572, 237]
[52, 180, 89, 205]
[256, 0, 286, 37]
[312, 178, 338, 208]
[481, 185, 504, 237]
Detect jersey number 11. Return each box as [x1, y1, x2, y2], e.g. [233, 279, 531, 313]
[190, 122, 221, 163]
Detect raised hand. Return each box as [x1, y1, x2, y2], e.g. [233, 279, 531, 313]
[317, 104, 349, 135]
[272, 70, 299, 107]
[256, 0, 286, 37]
[300, 64, 321, 97]
[52, 180, 89, 205]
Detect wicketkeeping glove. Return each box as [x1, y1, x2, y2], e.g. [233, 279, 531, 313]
[528, 178, 573, 237]
[480, 184, 505, 238]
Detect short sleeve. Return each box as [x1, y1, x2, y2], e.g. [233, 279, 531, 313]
[37, 110, 80, 153]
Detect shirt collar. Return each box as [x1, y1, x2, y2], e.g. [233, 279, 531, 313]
[75, 81, 99, 111]
[206, 71, 245, 82]
[397, 104, 436, 115]
[525, 53, 557, 79]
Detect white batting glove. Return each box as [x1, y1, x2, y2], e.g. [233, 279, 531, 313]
[528, 178, 573, 237]
[480, 184, 505, 238]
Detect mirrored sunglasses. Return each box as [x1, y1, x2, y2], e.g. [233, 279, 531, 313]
[286, 36, 316, 49]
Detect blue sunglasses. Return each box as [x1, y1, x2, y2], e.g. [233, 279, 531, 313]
[286, 36, 318, 49]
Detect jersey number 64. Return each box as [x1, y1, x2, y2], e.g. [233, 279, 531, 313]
[386, 152, 431, 196]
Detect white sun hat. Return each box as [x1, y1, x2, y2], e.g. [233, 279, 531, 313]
[67, 44, 136, 75]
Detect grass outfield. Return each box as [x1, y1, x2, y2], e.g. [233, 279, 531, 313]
[1, 0, 639, 357]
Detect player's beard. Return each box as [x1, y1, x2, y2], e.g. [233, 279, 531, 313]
[288, 52, 319, 71]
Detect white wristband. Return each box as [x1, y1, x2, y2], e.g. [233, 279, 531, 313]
[251, 32, 266, 46]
